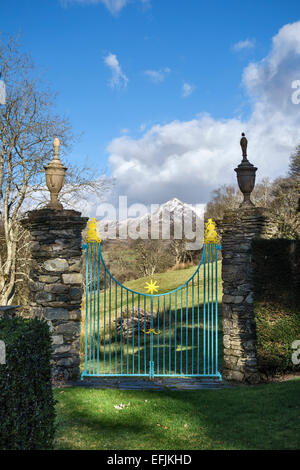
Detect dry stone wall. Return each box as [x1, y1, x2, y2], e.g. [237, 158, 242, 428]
[221, 207, 275, 383]
[21, 209, 88, 381]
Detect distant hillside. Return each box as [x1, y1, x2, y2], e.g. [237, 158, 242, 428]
[96, 198, 204, 244]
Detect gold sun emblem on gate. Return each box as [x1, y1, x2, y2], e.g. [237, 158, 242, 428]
[144, 279, 159, 295]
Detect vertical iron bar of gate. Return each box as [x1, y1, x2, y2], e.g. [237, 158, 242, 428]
[174, 291, 177, 375]
[109, 276, 112, 373]
[150, 295, 154, 378]
[120, 287, 123, 374]
[97, 243, 100, 374]
[84, 244, 89, 376]
[138, 294, 141, 374]
[207, 243, 210, 375]
[163, 295, 166, 375]
[192, 278, 194, 374]
[215, 245, 218, 375]
[115, 281, 118, 374]
[211, 243, 214, 375]
[186, 284, 188, 375]
[126, 290, 129, 374]
[132, 292, 134, 374]
[93, 243, 96, 374]
[169, 293, 171, 374]
[203, 245, 206, 375]
[157, 296, 160, 375]
[180, 289, 183, 375]
[103, 268, 107, 373]
[197, 270, 200, 374]
[144, 295, 146, 374]
[89, 242, 92, 374]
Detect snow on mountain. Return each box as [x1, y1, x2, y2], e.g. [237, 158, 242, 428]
[97, 198, 205, 246]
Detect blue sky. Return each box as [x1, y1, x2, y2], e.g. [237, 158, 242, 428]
[2, 0, 300, 212]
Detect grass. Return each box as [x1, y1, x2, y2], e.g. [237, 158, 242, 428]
[54, 378, 300, 450]
[80, 261, 223, 376]
[255, 299, 300, 375]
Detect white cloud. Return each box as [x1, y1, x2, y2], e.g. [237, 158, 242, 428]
[243, 21, 300, 114]
[144, 67, 171, 83]
[182, 82, 194, 97]
[104, 53, 128, 88]
[233, 39, 255, 51]
[60, 0, 150, 14]
[106, 21, 300, 206]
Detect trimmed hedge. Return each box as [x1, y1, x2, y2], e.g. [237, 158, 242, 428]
[252, 239, 300, 375]
[252, 239, 300, 304]
[0, 317, 56, 450]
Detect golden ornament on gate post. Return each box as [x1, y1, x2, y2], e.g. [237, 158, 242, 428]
[44, 137, 67, 210]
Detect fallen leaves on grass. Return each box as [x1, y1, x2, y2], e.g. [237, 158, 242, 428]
[156, 424, 168, 430]
[114, 402, 131, 410]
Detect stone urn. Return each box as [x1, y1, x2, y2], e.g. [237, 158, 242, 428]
[44, 138, 67, 210]
[235, 133, 257, 207]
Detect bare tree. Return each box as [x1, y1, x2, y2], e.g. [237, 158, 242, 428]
[170, 238, 193, 265]
[269, 177, 300, 239]
[288, 145, 300, 213]
[289, 145, 300, 178]
[133, 239, 168, 277]
[205, 179, 273, 221]
[0, 36, 108, 304]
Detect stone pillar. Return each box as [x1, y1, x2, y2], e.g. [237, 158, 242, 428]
[221, 207, 274, 383]
[21, 209, 88, 381]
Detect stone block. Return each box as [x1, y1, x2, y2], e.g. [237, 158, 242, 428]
[35, 291, 54, 303]
[44, 258, 69, 272]
[52, 335, 64, 345]
[69, 260, 81, 272]
[57, 357, 74, 367]
[45, 284, 69, 294]
[55, 322, 80, 337]
[69, 287, 82, 300]
[56, 294, 69, 302]
[233, 296, 244, 304]
[39, 275, 60, 283]
[62, 273, 82, 284]
[45, 307, 69, 320]
[52, 344, 71, 354]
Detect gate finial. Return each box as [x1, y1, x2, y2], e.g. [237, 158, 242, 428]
[86, 218, 101, 243]
[204, 219, 220, 244]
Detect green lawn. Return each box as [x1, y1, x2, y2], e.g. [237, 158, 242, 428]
[54, 378, 300, 450]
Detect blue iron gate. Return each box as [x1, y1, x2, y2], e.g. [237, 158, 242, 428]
[81, 222, 222, 380]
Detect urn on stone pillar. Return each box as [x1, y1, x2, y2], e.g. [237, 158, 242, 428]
[234, 133, 257, 207]
[44, 138, 67, 210]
